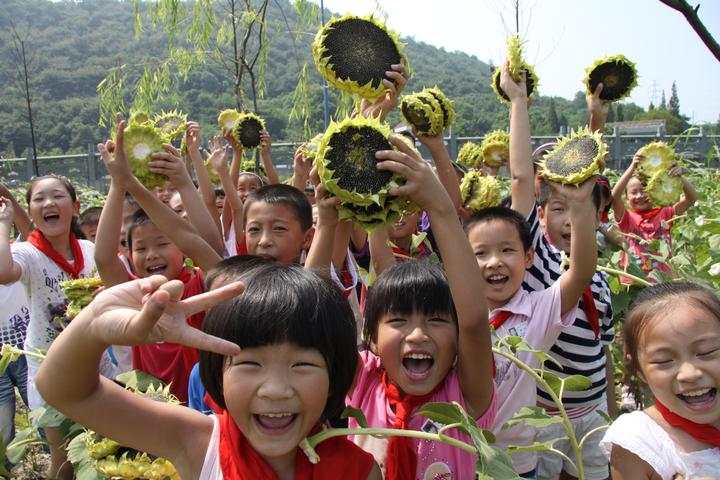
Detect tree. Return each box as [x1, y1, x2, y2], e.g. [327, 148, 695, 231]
[616, 103, 625, 122]
[634, 108, 689, 135]
[547, 99, 559, 134]
[557, 113, 568, 131]
[658, 0, 720, 62]
[669, 81, 681, 116]
[716, 113, 720, 135]
[649, 101, 656, 110]
[660, 90, 667, 109]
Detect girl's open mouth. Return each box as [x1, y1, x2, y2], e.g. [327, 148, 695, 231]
[402, 353, 434, 380]
[253, 413, 297, 435]
[145, 264, 167, 275]
[43, 213, 60, 225]
[486, 274, 509, 286]
[677, 387, 717, 411]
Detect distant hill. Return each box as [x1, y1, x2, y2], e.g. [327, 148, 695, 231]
[0, 0, 645, 158]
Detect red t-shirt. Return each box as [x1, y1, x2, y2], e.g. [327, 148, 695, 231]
[618, 206, 675, 277]
[131, 268, 205, 403]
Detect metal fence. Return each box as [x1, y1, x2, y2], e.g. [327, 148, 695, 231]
[1, 129, 718, 193]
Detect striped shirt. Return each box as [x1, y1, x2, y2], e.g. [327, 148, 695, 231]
[522, 205, 614, 418]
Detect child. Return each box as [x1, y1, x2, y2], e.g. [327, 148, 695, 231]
[35, 265, 381, 479]
[347, 136, 496, 479]
[79, 206, 102, 242]
[0, 174, 96, 480]
[504, 63, 616, 479]
[611, 153, 697, 277]
[600, 282, 720, 479]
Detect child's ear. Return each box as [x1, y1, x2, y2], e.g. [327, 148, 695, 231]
[73, 200, 81, 214]
[524, 248, 534, 269]
[301, 226, 314, 251]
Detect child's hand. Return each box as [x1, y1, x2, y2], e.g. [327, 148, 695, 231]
[314, 184, 340, 229]
[0, 197, 15, 227]
[668, 164, 687, 177]
[550, 177, 597, 206]
[630, 153, 644, 171]
[185, 121, 201, 153]
[499, 61, 527, 103]
[376, 135, 452, 215]
[149, 145, 192, 188]
[360, 64, 408, 119]
[293, 146, 312, 180]
[260, 130, 272, 154]
[209, 145, 230, 175]
[99, 121, 133, 186]
[412, 128, 443, 150]
[84, 275, 243, 355]
[223, 130, 243, 155]
[586, 82, 609, 118]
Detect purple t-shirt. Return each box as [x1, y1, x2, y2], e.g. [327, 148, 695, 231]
[347, 350, 497, 480]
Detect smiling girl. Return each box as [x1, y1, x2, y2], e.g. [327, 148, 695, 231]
[601, 282, 720, 479]
[0, 175, 97, 479]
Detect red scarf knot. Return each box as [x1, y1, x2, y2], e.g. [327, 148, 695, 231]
[655, 400, 720, 448]
[581, 286, 600, 339]
[27, 229, 85, 279]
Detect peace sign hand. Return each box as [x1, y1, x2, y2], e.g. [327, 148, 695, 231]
[84, 275, 243, 356]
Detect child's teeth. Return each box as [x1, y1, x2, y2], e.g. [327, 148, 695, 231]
[406, 353, 431, 359]
[684, 388, 711, 397]
[264, 412, 292, 418]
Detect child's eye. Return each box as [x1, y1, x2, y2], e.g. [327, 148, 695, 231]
[247, 227, 260, 234]
[429, 317, 451, 324]
[699, 348, 719, 357]
[233, 360, 261, 367]
[502, 248, 516, 253]
[649, 358, 673, 366]
[135, 247, 146, 253]
[474, 251, 485, 257]
[293, 362, 320, 368]
[387, 317, 406, 325]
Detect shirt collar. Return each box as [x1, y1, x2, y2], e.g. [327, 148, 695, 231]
[489, 287, 532, 319]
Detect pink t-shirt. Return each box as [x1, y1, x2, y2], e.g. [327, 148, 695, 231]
[618, 206, 675, 275]
[491, 281, 576, 474]
[347, 350, 497, 480]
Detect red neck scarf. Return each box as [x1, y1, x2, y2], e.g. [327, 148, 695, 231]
[655, 401, 720, 448]
[637, 207, 663, 222]
[381, 371, 441, 480]
[27, 229, 84, 279]
[489, 310, 513, 331]
[582, 286, 600, 339]
[218, 409, 374, 480]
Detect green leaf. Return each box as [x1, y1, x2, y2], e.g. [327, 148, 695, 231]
[31, 406, 67, 429]
[6, 427, 43, 464]
[115, 370, 164, 392]
[341, 406, 368, 428]
[538, 370, 562, 397]
[507, 439, 561, 453]
[563, 374, 592, 391]
[501, 406, 563, 430]
[596, 410, 612, 424]
[475, 444, 522, 479]
[418, 402, 466, 426]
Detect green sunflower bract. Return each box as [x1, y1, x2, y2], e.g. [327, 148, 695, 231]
[479, 130, 510, 168]
[492, 35, 539, 103]
[457, 141, 483, 169]
[123, 123, 167, 189]
[646, 170, 682, 206]
[538, 127, 607, 185]
[60, 277, 103, 319]
[312, 15, 408, 100]
[460, 171, 502, 212]
[636, 142, 675, 179]
[400, 91, 444, 136]
[218, 109, 241, 133]
[584, 54, 638, 102]
[152, 110, 188, 142]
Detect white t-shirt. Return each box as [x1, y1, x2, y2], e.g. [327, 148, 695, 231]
[11, 239, 96, 353]
[600, 410, 720, 480]
[0, 281, 30, 349]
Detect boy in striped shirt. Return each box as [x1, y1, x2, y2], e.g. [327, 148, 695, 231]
[508, 77, 614, 480]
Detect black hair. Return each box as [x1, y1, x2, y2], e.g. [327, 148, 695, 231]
[363, 260, 457, 344]
[204, 254, 271, 290]
[199, 264, 358, 421]
[243, 184, 313, 231]
[536, 178, 604, 212]
[499, 195, 512, 208]
[214, 188, 225, 198]
[126, 209, 153, 252]
[464, 206, 532, 252]
[26, 174, 85, 239]
[79, 206, 103, 226]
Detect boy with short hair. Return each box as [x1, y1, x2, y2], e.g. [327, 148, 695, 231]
[460, 62, 599, 477]
[78, 206, 102, 242]
[505, 66, 615, 480]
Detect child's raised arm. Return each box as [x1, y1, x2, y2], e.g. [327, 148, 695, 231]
[186, 123, 222, 233]
[668, 165, 698, 215]
[414, 131, 463, 213]
[94, 145, 131, 287]
[148, 143, 225, 256]
[304, 185, 340, 275]
[291, 146, 312, 192]
[259, 131, 280, 185]
[554, 179, 599, 316]
[500, 62, 535, 218]
[209, 143, 245, 248]
[0, 183, 32, 239]
[587, 83, 609, 133]
[34, 275, 243, 478]
[0, 199, 22, 284]
[376, 136, 494, 417]
[611, 153, 643, 219]
[104, 121, 222, 272]
[368, 227, 396, 277]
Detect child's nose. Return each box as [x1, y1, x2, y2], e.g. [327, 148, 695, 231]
[405, 325, 429, 344]
[676, 360, 703, 383]
[257, 377, 294, 400]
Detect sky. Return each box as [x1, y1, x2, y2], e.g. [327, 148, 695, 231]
[312, 0, 720, 123]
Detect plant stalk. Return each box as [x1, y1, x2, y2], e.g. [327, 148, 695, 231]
[597, 265, 652, 287]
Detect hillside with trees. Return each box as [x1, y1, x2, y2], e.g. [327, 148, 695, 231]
[0, 0, 691, 159]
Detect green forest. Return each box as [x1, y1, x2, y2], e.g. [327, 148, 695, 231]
[0, 0, 698, 159]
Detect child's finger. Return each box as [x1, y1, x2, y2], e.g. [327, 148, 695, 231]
[388, 135, 421, 161]
[131, 288, 171, 338]
[115, 120, 126, 150]
[157, 279, 186, 303]
[180, 281, 245, 317]
[136, 275, 170, 296]
[163, 144, 181, 157]
[594, 82, 604, 97]
[176, 326, 241, 356]
[376, 159, 414, 179]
